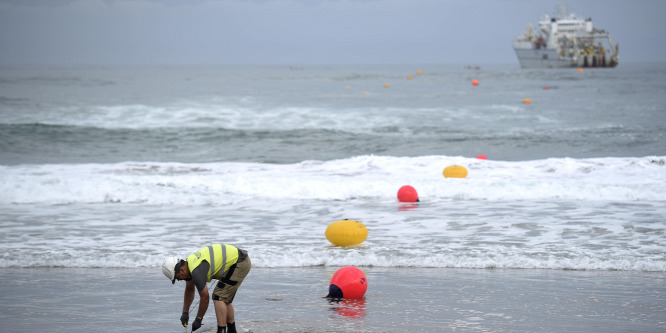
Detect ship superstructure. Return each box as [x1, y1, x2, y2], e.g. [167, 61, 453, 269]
[513, 4, 618, 68]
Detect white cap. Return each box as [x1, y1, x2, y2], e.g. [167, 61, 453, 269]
[162, 256, 181, 284]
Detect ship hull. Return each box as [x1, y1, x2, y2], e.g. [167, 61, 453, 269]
[513, 47, 573, 68]
[514, 47, 618, 69]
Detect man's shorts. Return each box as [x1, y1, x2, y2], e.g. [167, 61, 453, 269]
[212, 249, 251, 304]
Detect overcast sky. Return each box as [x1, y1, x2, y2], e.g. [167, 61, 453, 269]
[1, 0, 664, 66]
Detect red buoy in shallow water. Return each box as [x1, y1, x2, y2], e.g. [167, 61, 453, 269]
[397, 185, 419, 202]
[326, 266, 367, 299]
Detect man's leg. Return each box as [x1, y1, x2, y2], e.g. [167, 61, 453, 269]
[226, 303, 236, 333]
[213, 299, 228, 327]
[212, 254, 250, 333]
[226, 303, 235, 324]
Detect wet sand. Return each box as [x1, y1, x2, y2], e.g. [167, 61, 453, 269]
[0, 267, 664, 332]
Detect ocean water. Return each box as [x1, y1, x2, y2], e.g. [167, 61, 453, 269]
[1, 64, 665, 273]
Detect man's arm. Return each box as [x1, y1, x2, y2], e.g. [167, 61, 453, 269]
[183, 280, 195, 313]
[190, 261, 210, 320]
[196, 286, 209, 319]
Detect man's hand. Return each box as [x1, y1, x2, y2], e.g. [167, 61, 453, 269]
[180, 312, 189, 327]
[192, 317, 203, 331]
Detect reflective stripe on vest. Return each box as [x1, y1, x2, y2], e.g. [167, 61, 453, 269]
[207, 245, 227, 281]
[207, 245, 215, 280]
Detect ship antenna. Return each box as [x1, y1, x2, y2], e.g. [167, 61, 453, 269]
[557, 3, 568, 19]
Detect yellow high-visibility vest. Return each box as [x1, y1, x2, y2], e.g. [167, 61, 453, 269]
[186, 244, 239, 282]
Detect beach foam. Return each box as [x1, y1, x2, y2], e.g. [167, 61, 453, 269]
[1, 156, 664, 205]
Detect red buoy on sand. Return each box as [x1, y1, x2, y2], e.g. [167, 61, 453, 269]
[326, 266, 367, 299]
[397, 185, 419, 202]
[476, 154, 488, 160]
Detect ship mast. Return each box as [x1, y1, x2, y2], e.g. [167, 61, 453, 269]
[557, 3, 568, 20]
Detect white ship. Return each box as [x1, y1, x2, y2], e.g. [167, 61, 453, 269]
[513, 4, 619, 68]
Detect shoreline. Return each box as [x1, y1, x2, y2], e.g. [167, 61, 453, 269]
[0, 267, 664, 332]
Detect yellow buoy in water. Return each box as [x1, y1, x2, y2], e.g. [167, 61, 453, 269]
[443, 165, 468, 178]
[325, 219, 368, 246]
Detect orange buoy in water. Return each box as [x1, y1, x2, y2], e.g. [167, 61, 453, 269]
[325, 219, 368, 246]
[522, 98, 531, 104]
[397, 185, 419, 202]
[472, 79, 479, 86]
[407, 75, 413, 80]
[326, 266, 367, 299]
[443, 165, 468, 178]
[476, 154, 488, 160]
[416, 70, 423, 75]
[578, 68, 584, 72]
